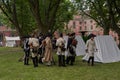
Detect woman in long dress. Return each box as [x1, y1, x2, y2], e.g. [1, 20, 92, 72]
[42, 34, 53, 66]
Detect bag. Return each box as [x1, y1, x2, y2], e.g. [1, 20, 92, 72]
[59, 42, 66, 51]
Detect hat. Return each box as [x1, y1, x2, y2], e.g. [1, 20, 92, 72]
[70, 33, 75, 36]
[88, 34, 96, 39]
[39, 33, 43, 36]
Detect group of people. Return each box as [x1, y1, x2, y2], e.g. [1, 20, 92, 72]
[23, 32, 53, 67]
[23, 31, 97, 67]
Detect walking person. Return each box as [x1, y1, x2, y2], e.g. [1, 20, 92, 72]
[56, 33, 66, 67]
[23, 36, 30, 65]
[28, 32, 39, 67]
[38, 33, 45, 64]
[66, 33, 77, 65]
[85, 34, 97, 66]
[42, 34, 53, 66]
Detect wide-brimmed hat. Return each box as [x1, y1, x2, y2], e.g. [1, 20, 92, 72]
[88, 34, 96, 39]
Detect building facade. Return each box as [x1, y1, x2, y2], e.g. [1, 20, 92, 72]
[67, 14, 119, 45]
[0, 26, 19, 46]
[67, 14, 97, 35]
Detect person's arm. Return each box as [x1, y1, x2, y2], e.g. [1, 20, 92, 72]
[28, 38, 33, 48]
[56, 40, 58, 46]
[94, 40, 98, 52]
[67, 38, 71, 49]
[85, 40, 89, 53]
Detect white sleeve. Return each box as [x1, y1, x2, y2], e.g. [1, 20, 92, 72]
[85, 40, 89, 49]
[28, 38, 32, 45]
[56, 39, 59, 46]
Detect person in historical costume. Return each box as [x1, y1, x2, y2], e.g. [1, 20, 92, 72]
[38, 33, 45, 64]
[85, 34, 97, 66]
[28, 33, 39, 67]
[56, 33, 66, 67]
[66, 33, 77, 65]
[42, 34, 53, 66]
[23, 37, 30, 65]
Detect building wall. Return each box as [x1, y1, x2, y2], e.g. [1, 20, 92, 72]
[67, 15, 119, 45]
[67, 15, 97, 35]
[0, 26, 19, 46]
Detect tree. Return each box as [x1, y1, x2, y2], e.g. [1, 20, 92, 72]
[0, 0, 36, 38]
[75, 0, 120, 35]
[52, 0, 76, 33]
[28, 0, 62, 34]
[0, 0, 76, 36]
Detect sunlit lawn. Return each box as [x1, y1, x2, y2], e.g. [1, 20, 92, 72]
[0, 47, 120, 80]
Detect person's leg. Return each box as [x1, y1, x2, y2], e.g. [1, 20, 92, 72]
[46, 61, 51, 66]
[38, 48, 43, 64]
[88, 57, 92, 66]
[32, 57, 36, 67]
[66, 56, 70, 64]
[62, 55, 66, 66]
[39, 57, 43, 64]
[51, 57, 56, 65]
[70, 56, 74, 65]
[24, 51, 27, 65]
[91, 57, 94, 66]
[33, 48, 38, 67]
[26, 50, 30, 65]
[66, 56, 69, 64]
[58, 55, 62, 66]
[73, 56, 75, 62]
[35, 56, 38, 67]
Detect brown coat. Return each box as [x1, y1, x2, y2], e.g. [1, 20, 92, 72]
[43, 37, 53, 62]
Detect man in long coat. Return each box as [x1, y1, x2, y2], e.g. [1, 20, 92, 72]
[86, 34, 97, 66]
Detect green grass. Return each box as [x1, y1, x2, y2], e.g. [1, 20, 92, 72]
[0, 47, 120, 80]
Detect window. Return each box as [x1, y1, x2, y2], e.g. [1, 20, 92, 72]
[91, 25, 93, 29]
[79, 21, 82, 24]
[85, 26, 87, 30]
[90, 20, 93, 23]
[80, 26, 82, 30]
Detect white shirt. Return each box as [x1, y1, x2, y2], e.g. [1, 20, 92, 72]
[28, 37, 39, 47]
[86, 39, 96, 56]
[56, 37, 65, 55]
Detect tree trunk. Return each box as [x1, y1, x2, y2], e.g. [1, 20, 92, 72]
[104, 25, 109, 35]
[40, 25, 49, 34]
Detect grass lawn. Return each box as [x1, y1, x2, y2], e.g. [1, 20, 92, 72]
[0, 47, 120, 80]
